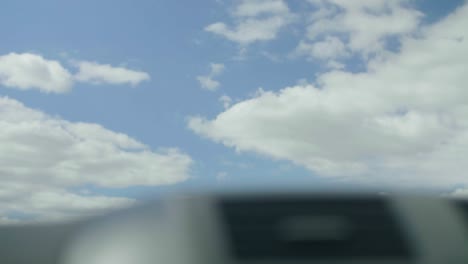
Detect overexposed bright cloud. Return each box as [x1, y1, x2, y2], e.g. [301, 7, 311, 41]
[196, 63, 225, 91]
[189, 3, 468, 188]
[205, 0, 294, 45]
[74, 61, 150, 86]
[0, 53, 73, 93]
[0, 96, 192, 221]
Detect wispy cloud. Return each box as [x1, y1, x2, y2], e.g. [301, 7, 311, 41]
[0, 52, 151, 93]
[74, 61, 150, 86]
[292, 0, 422, 65]
[196, 63, 225, 91]
[205, 0, 295, 46]
[219, 95, 232, 109]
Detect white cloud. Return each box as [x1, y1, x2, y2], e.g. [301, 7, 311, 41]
[205, 17, 290, 45]
[0, 53, 73, 93]
[0, 96, 192, 221]
[197, 76, 220, 90]
[326, 60, 345, 70]
[74, 61, 150, 86]
[219, 95, 232, 109]
[189, 3, 468, 189]
[0, 53, 151, 93]
[233, 0, 289, 17]
[210, 63, 225, 75]
[196, 63, 225, 91]
[294, 36, 348, 61]
[296, 0, 422, 62]
[205, 0, 294, 45]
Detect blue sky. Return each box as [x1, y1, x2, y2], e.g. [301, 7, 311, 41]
[1, 0, 467, 222]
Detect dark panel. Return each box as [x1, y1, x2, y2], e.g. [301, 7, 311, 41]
[218, 196, 412, 260]
[454, 200, 468, 226]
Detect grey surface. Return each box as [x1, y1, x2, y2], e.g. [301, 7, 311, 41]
[0, 193, 467, 264]
[0, 221, 81, 264]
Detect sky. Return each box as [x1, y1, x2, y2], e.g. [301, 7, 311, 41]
[1, 0, 468, 222]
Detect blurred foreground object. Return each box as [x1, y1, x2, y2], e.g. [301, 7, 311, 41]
[1, 191, 468, 264]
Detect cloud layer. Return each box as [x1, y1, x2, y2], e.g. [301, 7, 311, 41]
[189, 3, 468, 189]
[0, 96, 192, 221]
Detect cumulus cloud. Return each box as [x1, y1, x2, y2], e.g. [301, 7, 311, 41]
[0, 53, 151, 93]
[294, 0, 422, 63]
[205, 0, 295, 45]
[0, 96, 192, 221]
[0, 53, 73, 93]
[196, 63, 225, 91]
[74, 61, 150, 86]
[189, 3, 468, 188]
